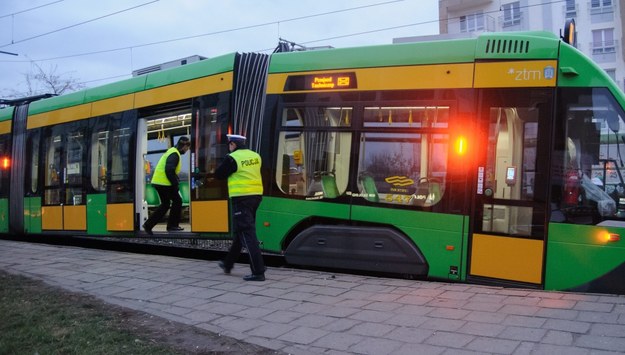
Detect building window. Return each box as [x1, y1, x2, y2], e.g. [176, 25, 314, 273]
[605, 69, 616, 82]
[591, 0, 613, 14]
[460, 11, 484, 32]
[565, 0, 576, 17]
[592, 28, 615, 54]
[502, 2, 521, 27]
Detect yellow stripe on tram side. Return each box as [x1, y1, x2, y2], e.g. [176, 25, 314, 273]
[27, 71, 235, 129]
[27, 103, 92, 129]
[0, 120, 11, 134]
[474, 60, 558, 88]
[266, 63, 475, 94]
[135, 72, 234, 108]
[91, 94, 135, 117]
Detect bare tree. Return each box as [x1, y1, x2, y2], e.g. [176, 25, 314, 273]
[3, 61, 86, 99]
[25, 61, 86, 95]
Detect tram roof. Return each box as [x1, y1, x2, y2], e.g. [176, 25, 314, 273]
[27, 52, 237, 116]
[0, 106, 14, 122]
[268, 31, 560, 73]
[23, 31, 563, 116]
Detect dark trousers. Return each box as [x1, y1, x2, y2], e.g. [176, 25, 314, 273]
[144, 184, 182, 229]
[223, 195, 265, 275]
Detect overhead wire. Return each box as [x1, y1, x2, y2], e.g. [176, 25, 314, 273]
[0, 0, 64, 19]
[0, 0, 160, 48]
[0, 0, 405, 62]
[1, 0, 567, 89]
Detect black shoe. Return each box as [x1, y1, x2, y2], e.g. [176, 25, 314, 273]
[218, 261, 231, 275]
[142, 224, 153, 235]
[243, 274, 265, 282]
[166, 226, 184, 232]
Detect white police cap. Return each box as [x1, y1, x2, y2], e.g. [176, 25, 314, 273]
[226, 134, 246, 142]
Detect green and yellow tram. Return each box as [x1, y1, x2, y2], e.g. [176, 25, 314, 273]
[1, 24, 624, 294]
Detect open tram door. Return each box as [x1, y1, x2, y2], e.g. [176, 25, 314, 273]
[468, 88, 554, 288]
[137, 100, 230, 235]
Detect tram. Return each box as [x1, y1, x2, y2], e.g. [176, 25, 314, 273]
[1, 22, 625, 294]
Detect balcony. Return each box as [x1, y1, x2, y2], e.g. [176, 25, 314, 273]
[442, 0, 493, 11]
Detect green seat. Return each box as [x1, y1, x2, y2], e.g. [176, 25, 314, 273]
[321, 174, 340, 199]
[360, 175, 379, 202]
[179, 181, 190, 206]
[145, 183, 161, 207]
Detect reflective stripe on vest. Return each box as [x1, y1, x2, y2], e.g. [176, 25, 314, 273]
[228, 149, 263, 197]
[151, 147, 181, 186]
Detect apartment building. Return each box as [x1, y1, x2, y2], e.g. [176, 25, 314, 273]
[435, 0, 624, 91]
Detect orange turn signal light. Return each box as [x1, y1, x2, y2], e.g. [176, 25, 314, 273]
[606, 233, 620, 242]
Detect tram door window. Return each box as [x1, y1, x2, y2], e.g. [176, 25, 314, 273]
[26, 130, 41, 195]
[192, 95, 229, 199]
[357, 106, 449, 207]
[275, 106, 352, 198]
[553, 87, 625, 223]
[43, 128, 64, 205]
[90, 130, 108, 192]
[190, 92, 230, 200]
[65, 130, 86, 205]
[476, 92, 551, 236]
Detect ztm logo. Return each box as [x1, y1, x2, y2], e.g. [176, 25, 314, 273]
[507, 67, 544, 81]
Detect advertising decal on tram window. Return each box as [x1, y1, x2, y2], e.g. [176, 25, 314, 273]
[284, 72, 357, 91]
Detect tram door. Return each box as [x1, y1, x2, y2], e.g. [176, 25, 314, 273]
[41, 122, 88, 231]
[468, 88, 553, 286]
[138, 99, 231, 234]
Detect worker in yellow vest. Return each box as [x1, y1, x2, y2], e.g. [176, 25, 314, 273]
[143, 136, 191, 235]
[215, 134, 266, 281]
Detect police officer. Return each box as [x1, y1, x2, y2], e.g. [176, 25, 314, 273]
[143, 136, 191, 235]
[215, 134, 266, 281]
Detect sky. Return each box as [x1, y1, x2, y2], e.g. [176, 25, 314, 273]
[0, 0, 440, 98]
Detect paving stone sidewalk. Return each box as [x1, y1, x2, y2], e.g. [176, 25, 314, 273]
[1, 239, 624, 354]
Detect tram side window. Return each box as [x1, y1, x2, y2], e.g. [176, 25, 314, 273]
[275, 106, 352, 198]
[357, 132, 447, 206]
[357, 105, 449, 207]
[554, 87, 625, 223]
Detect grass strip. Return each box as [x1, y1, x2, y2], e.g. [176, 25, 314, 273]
[0, 270, 178, 355]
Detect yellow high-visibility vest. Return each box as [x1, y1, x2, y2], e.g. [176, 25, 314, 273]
[151, 147, 181, 186]
[228, 149, 263, 197]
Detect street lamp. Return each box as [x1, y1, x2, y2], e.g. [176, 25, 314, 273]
[0, 50, 17, 56]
